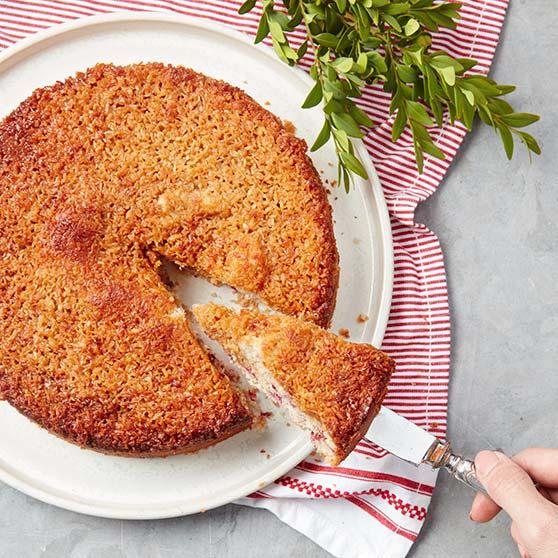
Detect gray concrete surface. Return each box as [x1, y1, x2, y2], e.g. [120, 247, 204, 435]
[0, 1, 556, 557]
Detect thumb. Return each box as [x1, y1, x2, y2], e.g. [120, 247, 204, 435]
[475, 451, 548, 526]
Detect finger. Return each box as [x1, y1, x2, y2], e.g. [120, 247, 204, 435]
[513, 448, 558, 488]
[547, 488, 558, 505]
[474, 451, 549, 526]
[470, 491, 501, 522]
[511, 521, 523, 545]
[536, 485, 558, 505]
[511, 524, 529, 558]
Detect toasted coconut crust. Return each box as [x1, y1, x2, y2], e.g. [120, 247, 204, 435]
[0, 63, 338, 455]
[193, 304, 394, 465]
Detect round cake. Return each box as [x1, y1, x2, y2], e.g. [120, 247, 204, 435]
[0, 63, 339, 456]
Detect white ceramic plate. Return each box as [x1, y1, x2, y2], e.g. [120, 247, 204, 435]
[0, 12, 393, 519]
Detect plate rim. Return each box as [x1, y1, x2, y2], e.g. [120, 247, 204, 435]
[0, 10, 393, 519]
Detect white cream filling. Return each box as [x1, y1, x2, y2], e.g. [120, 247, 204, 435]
[239, 338, 338, 464]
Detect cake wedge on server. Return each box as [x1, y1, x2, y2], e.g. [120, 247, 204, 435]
[193, 303, 394, 465]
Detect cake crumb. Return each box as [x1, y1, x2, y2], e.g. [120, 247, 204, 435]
[258, 481, 266, 488]
[357, 314, 368, 323]
[260, 449, 266, 454]
[284, 120, 296, 134]
[247, 389, 259, 401]
[338, 328, 350, 338]
[264, 100, 271, 106]
[210, 291, 218, 298]
[353, 238, 361, 245]
[328, 162, 334, 167]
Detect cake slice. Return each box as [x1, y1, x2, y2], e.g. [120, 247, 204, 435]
[193, 303, 394, 465]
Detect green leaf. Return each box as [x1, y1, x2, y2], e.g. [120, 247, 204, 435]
[269, 18, 286, 43]
[462, 88, 475, 106]
[488, 98, 513, 115]
[331, 57, 354, 73]
[335, 0, 347, 11]
[323, 77, 347, 99]
[282, 44, 299, 61]
[404, 18, 420, 36]
[254, 15, 269, 43]
[384, 2, 411, 16]
[355, 4, 370, 40]
[498, 125, 514, 160]
[273, 11, 291, 29]
[311, 120, 331, 151]
[410, 121, 445, 159]
[367, 51, 388, 74]
[461, 98, 475, 130]
[271, 39, 289, 63]
[431, 55, 463, 71]
[342, 166, 351, 193]
[238, 0, 256, 15]
[420, 139, 445, 160]
[315, 33, 339, 48]
[348, 103, 374, 127]
[332, 112, 364, 138]
[302, 81, 323, 108]
[355, 52, 368, 73]
[500, 113, 540, 128]
[518, 131, 541, 155]
[345, 73, 366, 86]
[455, 58, 477, 72]
[297, 41, 308, 59]
[497, 84, 516, 95]
[339, 151, 368, 179]
[413, 140, 424, 173]
[323, 98, 344, 115]
[392, 108, 407, 141]
[397, 65, 417, 82]
[465, 76, 502, 97]
[430, 97, 444, 127]
[287, 6, 303, 29]
[383, 14, 402, 32]
[434, 64, 455, 86]
[406, 100, 434, 127]
[332, 128, 350, 151]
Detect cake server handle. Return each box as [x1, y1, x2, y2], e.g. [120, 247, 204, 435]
[424, 440, 488, 496]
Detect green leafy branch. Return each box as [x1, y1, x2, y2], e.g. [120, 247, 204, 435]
[239, 0, 540, 191]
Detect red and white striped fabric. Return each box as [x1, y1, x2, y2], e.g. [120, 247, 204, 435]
[0, 1, 509, 556]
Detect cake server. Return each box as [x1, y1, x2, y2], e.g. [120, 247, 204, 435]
[366, 406, 487, 495]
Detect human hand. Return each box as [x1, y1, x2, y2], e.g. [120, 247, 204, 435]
[470, 449, 558, 558]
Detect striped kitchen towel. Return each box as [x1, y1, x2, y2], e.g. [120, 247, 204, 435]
[0, 1, 509, 556]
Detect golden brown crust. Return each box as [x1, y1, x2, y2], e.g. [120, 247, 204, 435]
[193, 304, 394, 464]
[0, 63, 338, 455]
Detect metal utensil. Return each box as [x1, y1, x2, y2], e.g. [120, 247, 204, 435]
[367, 406, 487, 495]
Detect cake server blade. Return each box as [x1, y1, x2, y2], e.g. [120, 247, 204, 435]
[366, 406, 487, 495]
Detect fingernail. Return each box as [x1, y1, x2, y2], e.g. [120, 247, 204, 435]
[475, 450, 501, 478]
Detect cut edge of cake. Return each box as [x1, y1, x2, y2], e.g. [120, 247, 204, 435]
[192, 303, 394, 466]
